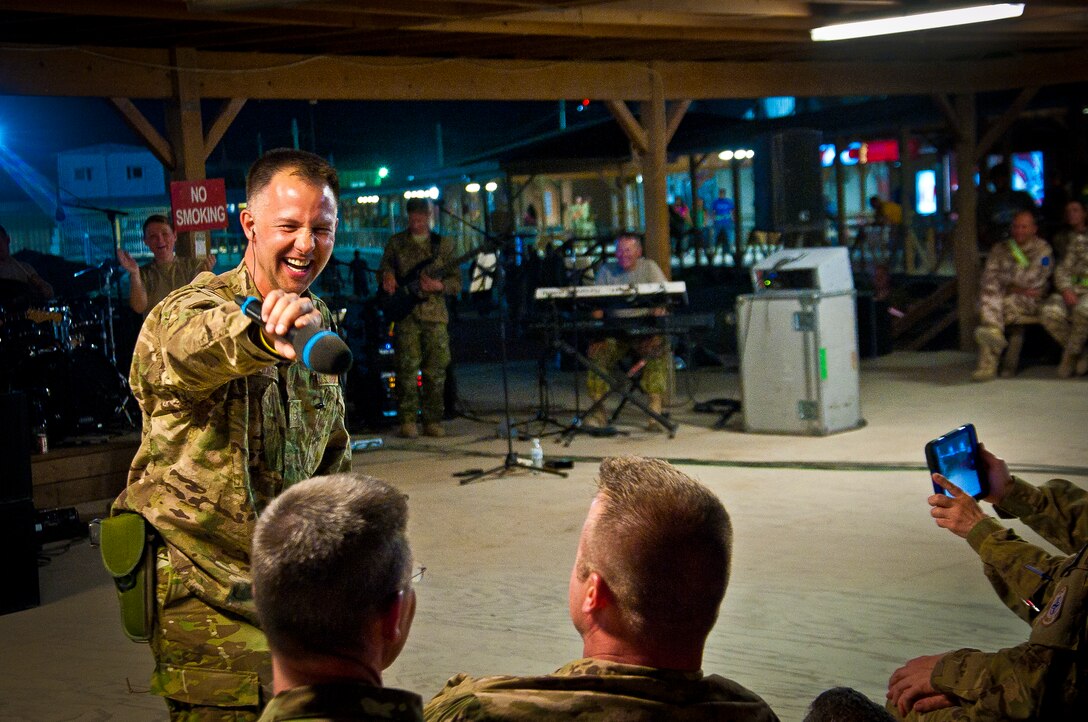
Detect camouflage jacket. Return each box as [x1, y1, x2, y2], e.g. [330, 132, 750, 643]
[258, 683, 422, 721]
[423, 657, 780, 721]
[979, 236, 1053, 301]
[925, 477, 1088, 719]
[378, 230, 462, 324]
[1053, 234, 1088, 294]
[139, 256, 207, 317]
[113, 262, 351, 624]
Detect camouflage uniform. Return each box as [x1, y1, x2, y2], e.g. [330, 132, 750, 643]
[894, 477, 1088, 720]
[258, 683, 422, 721]
[139, 256, 208, 316]
[423, 657, 780, 721]
[586, 258, 670, 403]
[1040, 232, 1088, 375]
[972, 236, 1053, 380]
[379, 230, 461, 425]
[113, 262, 351, 720]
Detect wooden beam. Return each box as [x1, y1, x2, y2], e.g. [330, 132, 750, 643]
[973, 86, 1039, 164]
[107, 97, 175, 169]
[165, 47, 207, 257]
[664, 99, 691, 145]
[931, 93, 961, 141]
[203, 98, 247, 161]
[952, 93, 980, 351]
[4, 47, 1088, 102]
[604, 100, 648, 154]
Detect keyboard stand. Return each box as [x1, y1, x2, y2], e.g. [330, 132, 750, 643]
[553, 338, 678, 446]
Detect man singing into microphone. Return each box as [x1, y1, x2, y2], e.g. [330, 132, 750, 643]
[110, 149, 351, 721]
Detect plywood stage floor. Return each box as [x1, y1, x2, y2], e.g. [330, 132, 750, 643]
[2, 351, 1086, 721]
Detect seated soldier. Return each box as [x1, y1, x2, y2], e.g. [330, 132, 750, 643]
[424, 456, 780, 721]
[972, 210, 1052, 381]
[586, 234, 670, 431]
[1040, 211, 1088, 377]
[252, 473, 422, 722]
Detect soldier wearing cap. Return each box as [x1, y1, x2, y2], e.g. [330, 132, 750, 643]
[379, 198, 461, 439]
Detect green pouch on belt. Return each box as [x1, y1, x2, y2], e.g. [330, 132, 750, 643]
[100, 514, 155, 643]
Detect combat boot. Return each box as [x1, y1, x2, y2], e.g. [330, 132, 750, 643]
[398, 422, 419, 438]
[1077, 352, 1088, 377]
[971, 326, 1005, 382]
[1066, 316, 1088, 377]
[422, 421, 446, 438]
[645, 393, 665, 432]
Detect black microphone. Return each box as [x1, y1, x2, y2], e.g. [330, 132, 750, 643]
[235, 295, 352, 375]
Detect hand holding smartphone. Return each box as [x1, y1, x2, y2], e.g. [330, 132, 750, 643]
[924, 423, 990, 500]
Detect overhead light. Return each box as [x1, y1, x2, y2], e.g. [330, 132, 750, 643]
[718, 150, 734, 161]
[811, 3, 1024, 42]
[484, 181, 498, 193]
[465, 182, 481, 193]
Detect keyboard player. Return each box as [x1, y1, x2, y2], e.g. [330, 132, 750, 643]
[587, 233, 670, 431]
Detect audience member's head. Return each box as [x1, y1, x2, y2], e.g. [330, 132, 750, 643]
[142, 214, 177, 264]
[252, 473, 416, 690]
[569, 456, 732, 669]
[1065, 199, 1086, 231]
[1010, 209, 1038, 244]
[804, 686, 896, 722]
[613, 234, 644, 272]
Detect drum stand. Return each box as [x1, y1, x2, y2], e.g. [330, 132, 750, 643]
[74, 261, 136, 429]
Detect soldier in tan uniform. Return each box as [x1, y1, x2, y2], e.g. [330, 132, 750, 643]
[1040, 223, 1088, 378]
[252, 474, 422, 722]
[886, 444, 1088, 720]
[379, 198, 461, 438]
[972, 210, 1053, 382]
[111, 149, 351, 721]
[117, 214, 215, 315]
[424, 457, 780, 721]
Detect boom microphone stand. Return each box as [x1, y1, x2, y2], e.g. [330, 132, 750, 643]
[448, 216, 566, 485]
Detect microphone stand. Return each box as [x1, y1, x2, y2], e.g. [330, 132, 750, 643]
[439, 205, 566, 485]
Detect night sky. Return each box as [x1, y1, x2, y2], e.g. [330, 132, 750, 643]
[0, 94, 616, 203]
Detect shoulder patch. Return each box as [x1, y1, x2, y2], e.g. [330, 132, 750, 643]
[1040, 584, 1067, 626]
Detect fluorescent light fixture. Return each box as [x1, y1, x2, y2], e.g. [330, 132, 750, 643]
[811, 3, 1024, 42]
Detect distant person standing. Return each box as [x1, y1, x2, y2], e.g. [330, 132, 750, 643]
[1040, 217, 1088, 378]
[1051, 199, 1087, 264]
[117, 214, 215, 315]
[711, 189, 736, 263]
[380, 198, 461, 438]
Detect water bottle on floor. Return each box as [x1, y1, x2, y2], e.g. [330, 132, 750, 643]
[529, 438, 544, 469]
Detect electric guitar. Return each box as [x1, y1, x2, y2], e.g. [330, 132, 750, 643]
[378, 236, 496, 323]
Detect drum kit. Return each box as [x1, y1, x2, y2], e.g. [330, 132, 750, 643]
[0, 264, 134, 442]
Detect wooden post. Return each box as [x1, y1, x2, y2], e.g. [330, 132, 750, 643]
[164, 47, 207, 258]
[640, 65, 670, 280]
[952, 93, 979, 351]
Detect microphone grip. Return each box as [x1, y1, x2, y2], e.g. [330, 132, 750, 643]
[235, 295, 352, 374]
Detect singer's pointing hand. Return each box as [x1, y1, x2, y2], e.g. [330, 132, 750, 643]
[261, 290, 321, 360]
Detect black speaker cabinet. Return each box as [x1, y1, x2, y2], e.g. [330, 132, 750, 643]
[754, 129, 825, 237]
[0, 392, 33, 504]
[0, 500, 40, 614]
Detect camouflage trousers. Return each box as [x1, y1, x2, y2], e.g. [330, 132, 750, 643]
[150, 547, 270, 721]
[1040, 290, 1088, 351]
[978, 291, 1041, 333]
[586, 335, 669, 399]
[394, 317, 450, 424]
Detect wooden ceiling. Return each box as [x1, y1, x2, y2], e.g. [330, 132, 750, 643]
[1, 0, 1086, 65]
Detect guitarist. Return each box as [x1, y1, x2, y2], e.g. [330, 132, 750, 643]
[379, 198, 462, 438]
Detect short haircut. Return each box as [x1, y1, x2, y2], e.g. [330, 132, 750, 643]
[251, 473, 411, 657]
[580, 457, 732, 646]
[405, 198, 431, 215]
[804, 687, 896, 722]
[615, 232, 643, 247]
[1013, 209, 1037, 226]
[245, 148, 340, 206]
[142, 214, 173, 235]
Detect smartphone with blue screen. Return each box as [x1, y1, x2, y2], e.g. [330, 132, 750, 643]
[924, 424, 989, 499]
